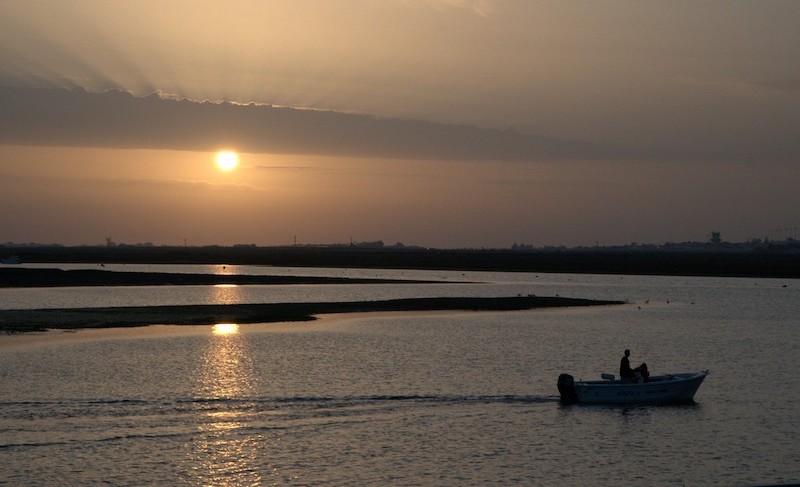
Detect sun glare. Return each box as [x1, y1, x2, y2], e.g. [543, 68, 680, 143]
[212, 323, 240, 335]
[214, 151, 239, 172]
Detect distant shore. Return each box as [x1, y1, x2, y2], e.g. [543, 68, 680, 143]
[0, 267, 433, 288]
[0, 296, 624, 333]
[2, 244, 799, 278]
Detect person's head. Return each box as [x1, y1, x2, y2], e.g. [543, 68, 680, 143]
[624, 349, 630, 357]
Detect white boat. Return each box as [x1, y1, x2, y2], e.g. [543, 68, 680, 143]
[557, 370, 708, 405]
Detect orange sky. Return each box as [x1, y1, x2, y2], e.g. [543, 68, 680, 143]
[0, 1, 798, 247]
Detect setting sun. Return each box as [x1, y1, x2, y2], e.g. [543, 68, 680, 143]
[214, 151, 239, 172]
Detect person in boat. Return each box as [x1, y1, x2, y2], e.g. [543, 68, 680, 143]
[621, 350, 651, 383]
[634, 362, 650, 383]
[620, 349, 636, 382]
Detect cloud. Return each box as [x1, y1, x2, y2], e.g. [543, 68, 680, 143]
[0, 86, 663, 162]
[249, 164, 321, 172]
[416, 0, 495, 17]
[2, 2, 798, 165]
[115, 176, 267, 193]
[0, 170, 265, 193]
[758, 78, 800, 95]
[676, 76, 800, 99]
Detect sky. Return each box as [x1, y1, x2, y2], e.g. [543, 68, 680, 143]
[1, 0, 799, 248]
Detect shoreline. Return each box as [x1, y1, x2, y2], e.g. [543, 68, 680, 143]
[0, 267, 435, 288]
[3, 245, 800, 278]
[0, 296, 624, 333]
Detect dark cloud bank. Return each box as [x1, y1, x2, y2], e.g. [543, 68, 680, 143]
[0, 86, 658, 162]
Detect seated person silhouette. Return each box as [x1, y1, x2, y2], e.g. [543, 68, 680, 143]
[620, 349, 636, 383]
[634, 362, 650, 383]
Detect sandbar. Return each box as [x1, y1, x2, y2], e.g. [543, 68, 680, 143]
[0, 296, 623, 333]
[0, 267, 432, 288]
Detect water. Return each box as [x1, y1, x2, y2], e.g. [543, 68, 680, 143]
[1, 267, 798, 486]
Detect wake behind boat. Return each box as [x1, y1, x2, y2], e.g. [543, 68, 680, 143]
[557, 370, 708, 405]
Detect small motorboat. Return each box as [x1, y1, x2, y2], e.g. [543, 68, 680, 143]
[557, 370, 708, 405]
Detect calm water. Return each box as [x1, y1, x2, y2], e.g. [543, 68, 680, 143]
[1, 266, 798, 486]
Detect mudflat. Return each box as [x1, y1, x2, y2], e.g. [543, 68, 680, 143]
[0, 296, 623, 333]
[0, 267, 429, 288]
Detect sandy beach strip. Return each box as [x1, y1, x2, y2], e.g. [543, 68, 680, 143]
[0, 296, 624, 333]
[0, 267, 433, 288]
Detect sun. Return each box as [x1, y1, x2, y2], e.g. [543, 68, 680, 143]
[214, 150, 239, 172]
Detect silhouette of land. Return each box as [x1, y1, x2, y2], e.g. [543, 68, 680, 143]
[8, 244, 792, 334]
[0, 267, 432, 288]
[2, 244, 799, 278]
[0, 296, 623, 333]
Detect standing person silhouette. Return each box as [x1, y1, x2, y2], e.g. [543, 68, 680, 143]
[620, 349, 635, 382]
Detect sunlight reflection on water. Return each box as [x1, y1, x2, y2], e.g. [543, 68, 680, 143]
[210, 284, 242, 305]
[185, 323, 264, 486]
[212, 323, 240, 335]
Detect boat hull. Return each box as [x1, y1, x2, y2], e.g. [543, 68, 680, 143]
[559, 371, 708, 405]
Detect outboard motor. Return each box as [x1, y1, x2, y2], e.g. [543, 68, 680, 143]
[557, 373, 578, 404]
